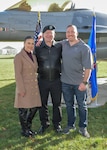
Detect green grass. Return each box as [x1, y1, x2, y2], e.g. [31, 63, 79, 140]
[0, 55, 107, 150]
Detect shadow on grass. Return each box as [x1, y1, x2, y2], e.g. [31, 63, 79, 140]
[0, 56, 14, 59]
[0, 82, 107, 149]
[0, 79, 15, 81]
[0, 55, 15, 59]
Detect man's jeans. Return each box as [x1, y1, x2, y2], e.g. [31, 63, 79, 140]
[62, 82, 88, 128]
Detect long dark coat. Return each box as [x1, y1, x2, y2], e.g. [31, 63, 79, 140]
[14, 49, 41, 108]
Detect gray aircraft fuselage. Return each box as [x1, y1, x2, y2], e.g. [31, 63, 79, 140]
[0, 9, 107, 59]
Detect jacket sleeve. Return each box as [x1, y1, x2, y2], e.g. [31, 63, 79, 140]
[14, 54, 25, 94]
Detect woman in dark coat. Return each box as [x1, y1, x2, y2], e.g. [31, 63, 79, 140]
[14, 36, 41, 137]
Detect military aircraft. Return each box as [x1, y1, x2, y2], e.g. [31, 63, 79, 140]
[0, 0, 107, 59]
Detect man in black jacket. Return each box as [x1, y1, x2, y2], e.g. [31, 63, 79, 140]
[34, 25, 62, 134]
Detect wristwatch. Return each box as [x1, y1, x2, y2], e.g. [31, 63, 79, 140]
[82, 81, 88, 85]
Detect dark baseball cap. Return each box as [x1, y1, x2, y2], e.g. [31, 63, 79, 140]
[43, 25, 55, 33]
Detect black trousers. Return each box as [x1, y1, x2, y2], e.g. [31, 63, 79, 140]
[38, 78, 62, 128]
[18, 107, 38, 132]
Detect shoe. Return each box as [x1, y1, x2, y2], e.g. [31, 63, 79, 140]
[21, 130, 34, 137]
[29, 130, 37, 136]
[63, 126, 76, 134]
[38, 125, 49, 134]
[79, 127, 90, 138]
[54, 125, 63, 133]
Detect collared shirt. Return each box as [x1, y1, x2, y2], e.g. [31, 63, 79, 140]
[61, 39, 93, 85]
[25, 50, 34, 62]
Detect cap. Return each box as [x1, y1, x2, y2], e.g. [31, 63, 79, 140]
[43, 25, 55, 33]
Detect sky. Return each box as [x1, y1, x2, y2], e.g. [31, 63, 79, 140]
[0, 0, 107, 50]
[0, 0, 107, 13]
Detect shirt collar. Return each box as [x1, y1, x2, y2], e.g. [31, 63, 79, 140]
[41, 39, 57, 48]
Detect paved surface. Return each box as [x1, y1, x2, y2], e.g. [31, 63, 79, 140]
[88, 78, 107, 107]
[48, 78, 107, 108]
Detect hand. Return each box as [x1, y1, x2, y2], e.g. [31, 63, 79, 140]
[36, 40, 42, 46]
[78, 83, 87, 91]
[36, 35, 43, 46]
[18, 92, 25, 97]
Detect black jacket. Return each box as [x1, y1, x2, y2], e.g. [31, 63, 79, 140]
[34, 40, 62, 81]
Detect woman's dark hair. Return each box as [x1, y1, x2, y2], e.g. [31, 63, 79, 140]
[24, 36, 34, 42]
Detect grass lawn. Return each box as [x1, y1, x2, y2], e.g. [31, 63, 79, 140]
[0, 55, 107, 150]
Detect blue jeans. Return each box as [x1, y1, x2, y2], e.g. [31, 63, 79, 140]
[62, 82, 88, 128]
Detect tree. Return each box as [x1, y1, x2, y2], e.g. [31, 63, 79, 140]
[48, 3, 62, 12]
[48, 1, 75, 12]
[61, 1, 71, 10]
[19, 1, 31, 11]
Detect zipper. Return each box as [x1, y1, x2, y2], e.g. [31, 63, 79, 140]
[48, 48, 51, 80]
